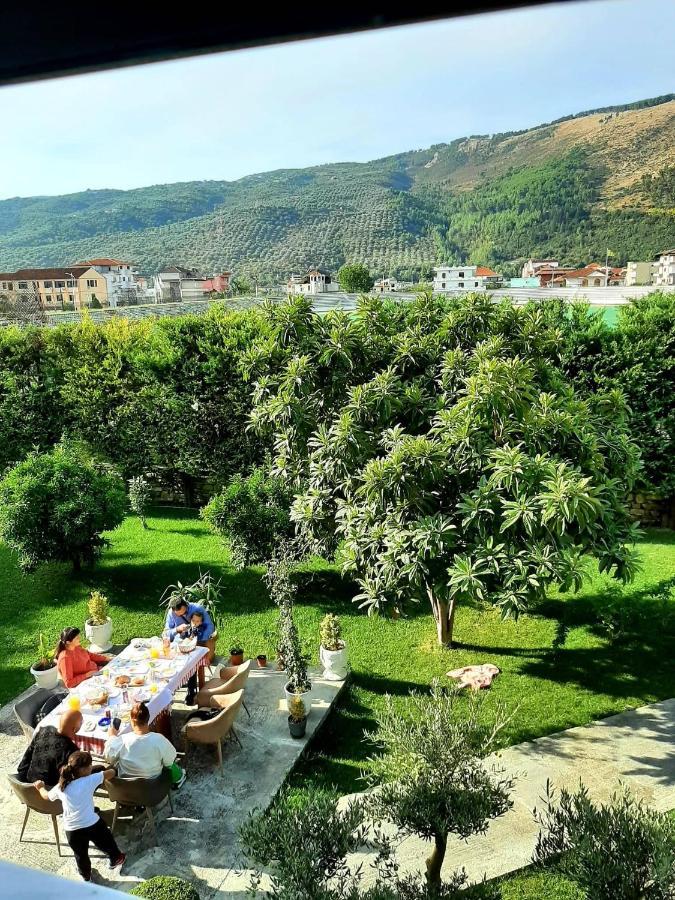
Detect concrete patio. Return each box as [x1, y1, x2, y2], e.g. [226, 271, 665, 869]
[0, 665, 345, 897]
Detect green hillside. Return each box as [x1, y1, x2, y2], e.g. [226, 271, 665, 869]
[0, 95, 673, 279]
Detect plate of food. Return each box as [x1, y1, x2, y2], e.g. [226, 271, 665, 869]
[82, 720, 97, 733]
[132, 689, 151, 703]
[83, 686, 109, 709]
[130, 675, 146, 687]
[131, 638, 150, 649]
[114, 674, 131, 687]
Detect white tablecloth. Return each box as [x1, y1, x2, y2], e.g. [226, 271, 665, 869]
[38, 640, 208, 752]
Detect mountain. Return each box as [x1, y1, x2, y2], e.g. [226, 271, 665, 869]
[0, 95, 674, 280]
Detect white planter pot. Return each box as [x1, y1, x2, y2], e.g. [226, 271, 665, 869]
[320, 643, 348, 680]
[284, 682, 313, 718]
[85, 617, 113, 652]
[30, 663, 59, 690]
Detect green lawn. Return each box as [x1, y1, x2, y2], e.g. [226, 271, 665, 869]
[2, 510, 675, 801]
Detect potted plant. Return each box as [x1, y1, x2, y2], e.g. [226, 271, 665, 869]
[30, 632, 59, 689]
[282, 609, 312, 713]
[84, 590, 112, 652]
[256, 653, 267, 668]
[319, 614, 348, 681]
[230, 643, 244, 666]
[287, 694, 307, 738]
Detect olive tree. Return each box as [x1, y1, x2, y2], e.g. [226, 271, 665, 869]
[338, 263, 374, 294]
[0, 440, 126, 571]
[366, 683, 513, 890]
[250, 294, 641, 646]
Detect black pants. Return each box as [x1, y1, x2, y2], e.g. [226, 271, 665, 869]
[185, 673, 197, 701]
[66, 817, 122, 880]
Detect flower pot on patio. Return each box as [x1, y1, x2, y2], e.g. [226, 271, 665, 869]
[30, 661, 59, 690]
[288, 715, 307, 738]
[230, 647, 244, 666]
[85, 616, 113, 652]
[256, 654, 267, 668]
[319, 644, 348, 681]
[284, 682, 312, 717]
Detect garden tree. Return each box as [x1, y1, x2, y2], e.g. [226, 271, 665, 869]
[338, 263, 374, 293]
[366, 683, 513, 890]
[240, 784, 499, 900]
[201, 468, 295, 568]
[533, 783, 675, 899]
[0, 440, 126, 572]
[249, 293, 641, 646]
[129, 475, 151, 528]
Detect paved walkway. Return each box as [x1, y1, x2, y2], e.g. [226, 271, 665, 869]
[0, 665, 344, 897]
[348, 698, 675, 886]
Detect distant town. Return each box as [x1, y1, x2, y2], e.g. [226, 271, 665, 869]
[0, 250, 674, 314]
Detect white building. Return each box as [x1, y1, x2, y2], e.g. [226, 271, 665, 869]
[372, 278, 399, 293]
[654, 249, 675, 286]
[625, 261, 658, 286]
[287, 268, 340, 295]
[77, 258, 139, 307]
[522, 259, 559, 278]
[432, 265, 501, 292]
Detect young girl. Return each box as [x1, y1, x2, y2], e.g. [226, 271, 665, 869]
[35, 750, 125, 881]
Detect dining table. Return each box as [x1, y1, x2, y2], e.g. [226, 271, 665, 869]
[37, 637, 209, 755]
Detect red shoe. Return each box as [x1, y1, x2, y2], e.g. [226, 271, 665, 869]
[109, 853, 126, 872]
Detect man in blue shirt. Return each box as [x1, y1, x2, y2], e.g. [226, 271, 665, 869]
[165, 599, 215, 643]
[165, 598, 215, 704]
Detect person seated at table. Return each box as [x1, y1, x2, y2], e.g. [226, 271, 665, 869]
[17, 708, 82, 788]
[165, 598, 215, 644]
[103, 701, 186, 789]
[186, 610, 209, 642]
[35, 750, 125, 882]
[55, 627, 112, 688]
[165, 600, 214, 704]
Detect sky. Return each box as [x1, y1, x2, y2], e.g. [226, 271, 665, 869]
[0, 0, 673, 199]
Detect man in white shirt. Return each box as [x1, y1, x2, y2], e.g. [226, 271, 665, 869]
[104, 701, 185, 787]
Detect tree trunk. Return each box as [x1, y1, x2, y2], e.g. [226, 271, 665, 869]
[72, 554, 81, 572]
[427, 586, 457, 647]
[425, 832, 447, 888]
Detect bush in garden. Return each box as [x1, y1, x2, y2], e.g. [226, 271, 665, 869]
[533, 783, 675, 899]
[129, 474, 151, 528]
[201, 468, 294, 568]
[130, 876, 200, 900]
[0, 439, 126, 572]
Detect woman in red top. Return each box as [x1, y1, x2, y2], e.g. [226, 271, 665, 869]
[56, 627, 111, 688]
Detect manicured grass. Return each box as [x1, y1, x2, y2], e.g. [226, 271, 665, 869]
[1, 510, 674, 800]
[497, 870, 584, 900]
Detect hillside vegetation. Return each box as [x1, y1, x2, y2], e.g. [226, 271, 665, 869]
[0, 95, 673, 278]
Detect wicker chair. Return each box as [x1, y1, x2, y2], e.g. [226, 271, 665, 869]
[182, 689, 243, 771]
[193, 659, 251, 716]
[7, 772, 63, 855]
[105, 768, 174, 847]
[13, 689, 66, 740]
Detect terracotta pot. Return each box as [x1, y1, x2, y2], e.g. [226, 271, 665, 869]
[230, 651, 244, 666]
[256, 655, 267, 668]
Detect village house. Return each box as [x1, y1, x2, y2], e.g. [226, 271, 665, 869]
[654, 249, 675, 286]
[287, 268, 340, 295]
[76, 258, 139, 307]
[372, 277, 400, 293]
[0, 266, 109, 309]
[553, 263, 625, 288]
[432, 265, 502, 292]
[153, 266, 230, 302]
[626, 261, 658, 286]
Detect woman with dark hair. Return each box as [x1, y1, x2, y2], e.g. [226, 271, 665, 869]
[34, 750, 124, 881]
[55, 627, 111, 688]
[104, 701, 185, 787]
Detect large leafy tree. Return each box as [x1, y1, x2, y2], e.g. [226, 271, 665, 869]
[338, 263, 374, 293]
[249, 293, 641, 645]
[0, 440, 126, 572]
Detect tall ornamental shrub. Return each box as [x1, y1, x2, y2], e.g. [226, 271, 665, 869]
[0, 440, 126, 572]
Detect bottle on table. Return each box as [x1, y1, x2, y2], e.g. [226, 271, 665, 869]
[162, 630, 170, 657]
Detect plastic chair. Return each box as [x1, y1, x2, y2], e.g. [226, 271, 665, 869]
[194, 659, 251, 716]
[13, 689, 66, 740]
[182, 689, 243, 771]
[7, 772, 63, 855]
[105, 768, 174, 847]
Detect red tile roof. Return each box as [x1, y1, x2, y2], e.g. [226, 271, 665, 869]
[0, 266, 91, 281]
[475, 266, 498, 277]
[76, 258, 133, 266]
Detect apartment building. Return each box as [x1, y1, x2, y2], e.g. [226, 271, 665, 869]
[77, 258, 138, 306]
[0, 266, 108, 309]
[654, 249, 675, 286]
[432, 265, 501, 292]
[153, 266, 231, 302]
[287, 268, 340, 295]
[372, 278, 400, 293]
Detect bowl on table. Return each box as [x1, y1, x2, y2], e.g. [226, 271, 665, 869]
[177, 636, 197, 654]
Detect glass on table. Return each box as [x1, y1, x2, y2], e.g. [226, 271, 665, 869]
[68, 694, 81, 711]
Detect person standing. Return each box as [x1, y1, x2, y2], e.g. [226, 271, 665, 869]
[17, 709, 82, 787]
[55, 627, 112, 688]
[35, 750, 125, 882]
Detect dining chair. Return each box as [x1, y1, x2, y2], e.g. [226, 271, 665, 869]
[13, 688, 66, 740]
[7, 772, 63, 855]
[181, 689, 243, 771]
[105, 768, 174, 847]
[193, 659, 251, 716]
